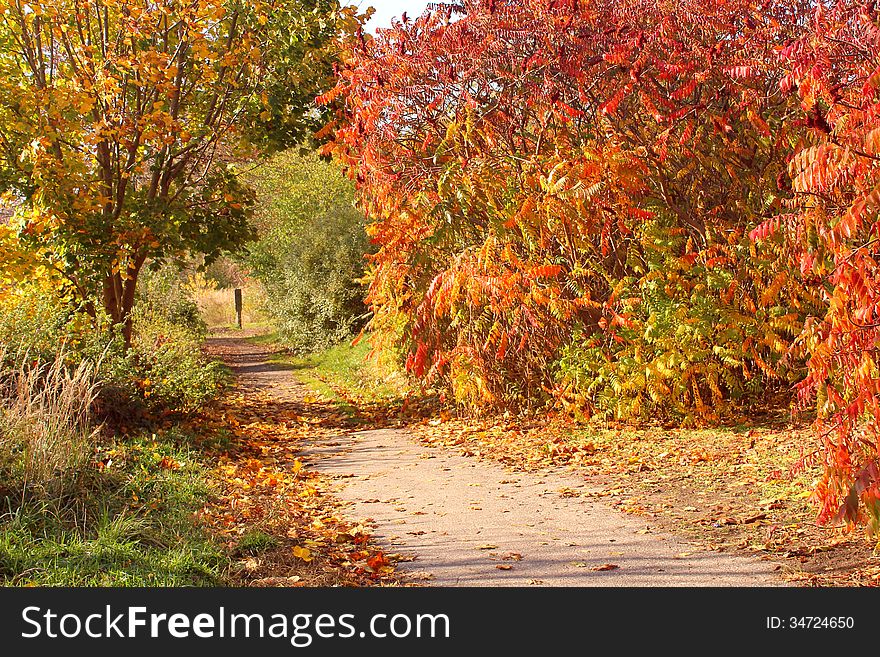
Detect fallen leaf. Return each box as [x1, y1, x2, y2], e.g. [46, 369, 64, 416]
[591, 563, 619, 571]
[367, 552, 389, 570]
[292, 546, 312, 562]
[158, 456, 180, 470]
[742, 512, 768, 524]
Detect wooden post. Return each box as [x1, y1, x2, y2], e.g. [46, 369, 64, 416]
[234, 288, 243, 329]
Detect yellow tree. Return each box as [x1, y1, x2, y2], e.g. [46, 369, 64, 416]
[0, 0, 362, 343]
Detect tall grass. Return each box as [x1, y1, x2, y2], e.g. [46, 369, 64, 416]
[192, 280, 268, 329]
[0, 350, 100, 503]
[0, 350, 225, 586]
[0, 285, 227, 585]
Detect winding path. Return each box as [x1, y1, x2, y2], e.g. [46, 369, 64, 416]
[210, 335, 784, 587]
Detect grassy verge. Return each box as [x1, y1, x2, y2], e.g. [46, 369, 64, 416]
[244, 330, 280, 346]
[0, 301, 232, 587]
[267, 339, 408, 408]
[0, 429, 224, 586]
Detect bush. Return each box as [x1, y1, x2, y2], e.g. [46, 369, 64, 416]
[554, 216, 813, 423]
[247, 149, 372, 353]
[326, 0, 818, 418]
[0, 274, 225, 423]
[136, 265, 208, 339]
[127, 307, 226, 415]
[0, 286, 91, 365]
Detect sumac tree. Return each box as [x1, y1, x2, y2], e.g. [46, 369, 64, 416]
[776, 0, 880, 530]
[324, 0, 818, 418]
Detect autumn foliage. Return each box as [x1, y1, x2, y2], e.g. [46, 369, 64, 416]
[0, 0, 358, 344]
[323, 0, 880, 532]
[325, 0, 814, 414]
[775, 0, 880, 530]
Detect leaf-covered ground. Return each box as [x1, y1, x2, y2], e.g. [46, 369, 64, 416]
[197, 333, 404, 586]
[200, 334, 879, 587]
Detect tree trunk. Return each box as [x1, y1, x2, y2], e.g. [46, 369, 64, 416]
[102, 256, 145, 348]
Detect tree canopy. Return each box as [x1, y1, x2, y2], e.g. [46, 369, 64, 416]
[322, 0, 880, 533]
[0, 0, 364, 342]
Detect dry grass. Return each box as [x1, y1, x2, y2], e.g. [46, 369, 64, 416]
[193, 281, 269, 328]
[0, 350, 101, 500]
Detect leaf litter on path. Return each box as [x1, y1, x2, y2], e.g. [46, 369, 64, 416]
[196, 336, 406, 587]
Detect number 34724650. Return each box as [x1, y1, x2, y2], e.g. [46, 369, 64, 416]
[766, 616, 854, 629]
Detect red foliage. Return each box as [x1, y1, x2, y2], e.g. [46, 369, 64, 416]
[781, 0, 880, 530]
[325, 0, 814, 409]
[322, 0, 880, 532]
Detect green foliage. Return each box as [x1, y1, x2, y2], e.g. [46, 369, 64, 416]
[0, 276, 225, 422]
[277, 337, 408, 405]
[0, 285, 91, 365]
[555, 216, 811, 423]
[247, 150, 372, 353]
[242, 1, 367, 152]
[126, 308, 226, 416]
[0, 430, 224, 586]
[0, 0, 367, 344]
[234, 530, 280, 557]
[137, 265, 208, 338]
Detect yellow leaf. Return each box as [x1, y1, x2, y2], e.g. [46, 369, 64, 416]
[292, 546, 312, 562]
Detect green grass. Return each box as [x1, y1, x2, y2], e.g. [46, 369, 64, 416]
[245, 329, 280, 345]
[269, 339, 408, 405]
[0, 430, 225, 586]
[234, 530, 280, 556]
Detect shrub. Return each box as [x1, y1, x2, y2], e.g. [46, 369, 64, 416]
[136, 265, 208, 339]
[325, 0, 816, 416]
[0, 285, 91, 365]
[247, 149, 372, 353]
[776, 0, 880, 529]
[127, 308, 226, 415]
[0, 275, 225, 423]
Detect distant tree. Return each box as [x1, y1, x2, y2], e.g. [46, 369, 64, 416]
[247, 149, 371, 353]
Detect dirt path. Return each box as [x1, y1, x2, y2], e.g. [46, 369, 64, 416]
[209, 335, 784, 587]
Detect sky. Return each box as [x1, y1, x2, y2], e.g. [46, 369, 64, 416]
[356, 0, 434, 31]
